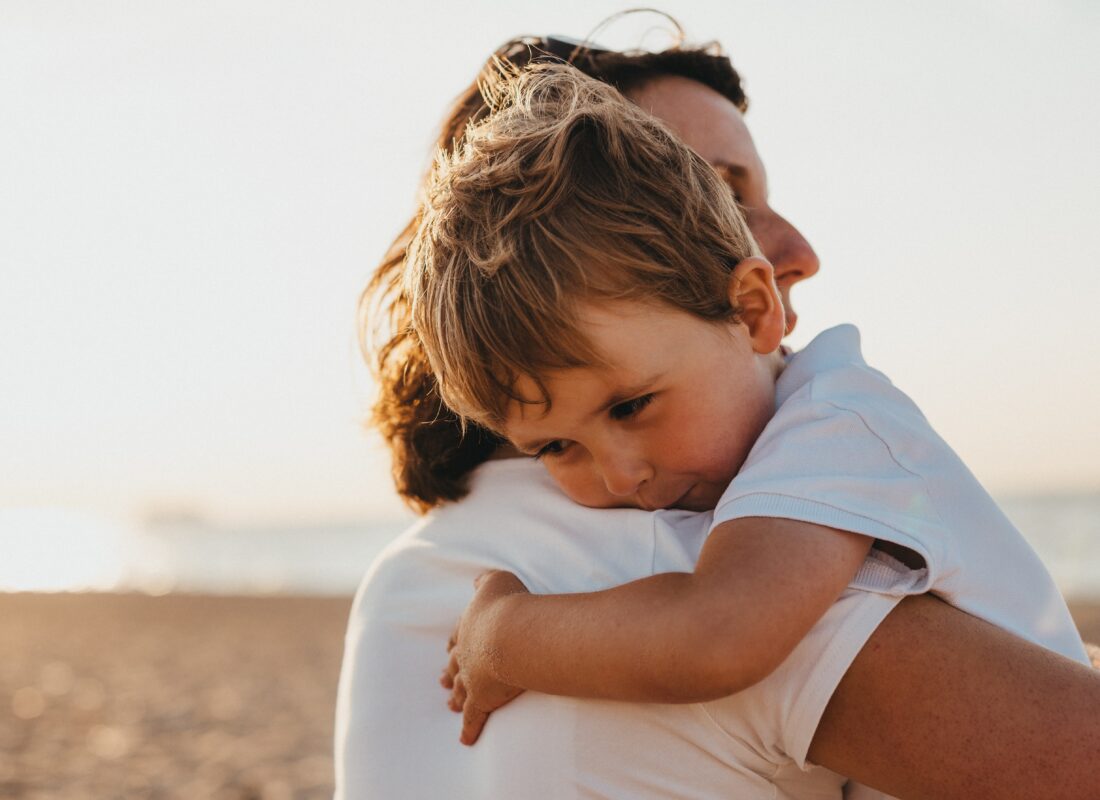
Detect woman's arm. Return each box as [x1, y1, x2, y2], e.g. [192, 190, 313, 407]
[810, 594, 1100, 799]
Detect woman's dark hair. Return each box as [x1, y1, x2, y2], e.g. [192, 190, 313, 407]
[362, 30, 748, 513]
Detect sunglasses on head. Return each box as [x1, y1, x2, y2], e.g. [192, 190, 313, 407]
[497, 35, 612, 70]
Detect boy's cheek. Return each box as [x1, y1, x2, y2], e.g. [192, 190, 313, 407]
[548, 464, 639, 510]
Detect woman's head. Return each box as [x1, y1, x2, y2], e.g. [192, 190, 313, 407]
[625, 75, 818, 332]
[364, 27, 818, 512]
[430, 35, 750, 172]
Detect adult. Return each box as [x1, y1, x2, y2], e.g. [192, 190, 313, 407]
[336, 34, 1100, 799]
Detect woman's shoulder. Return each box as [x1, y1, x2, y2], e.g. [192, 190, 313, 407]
[406, 458, 573, 543]
[370, 458, 669, 595]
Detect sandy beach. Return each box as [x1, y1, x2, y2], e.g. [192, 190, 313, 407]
[3, 592, 1100, 799]
[2, 593, 350, 800]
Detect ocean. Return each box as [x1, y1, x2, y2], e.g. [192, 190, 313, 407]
[2, 494, 1099, 598]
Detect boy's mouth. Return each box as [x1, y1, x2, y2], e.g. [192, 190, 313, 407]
[637, 483, 701, 512]
[670, 485, 698, 509]
[670, 482, 725, 512]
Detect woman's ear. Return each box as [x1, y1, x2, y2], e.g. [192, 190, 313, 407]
[727, 256, 786, 354]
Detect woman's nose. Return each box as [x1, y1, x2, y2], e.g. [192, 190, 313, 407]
[769, 215, 820, 288]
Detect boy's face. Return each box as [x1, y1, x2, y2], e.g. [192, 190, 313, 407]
[504, 298, 781, 512]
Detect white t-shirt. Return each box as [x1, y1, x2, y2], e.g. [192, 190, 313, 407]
[335, 458, 908, 799]
[713, 324, 1088, 665]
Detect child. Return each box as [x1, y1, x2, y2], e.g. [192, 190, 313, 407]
[405, 62, 1090, 746]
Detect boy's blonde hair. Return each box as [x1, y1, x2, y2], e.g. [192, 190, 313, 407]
[407, 62, 758, 431]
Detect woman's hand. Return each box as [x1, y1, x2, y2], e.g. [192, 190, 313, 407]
[441, 569, 529, 745]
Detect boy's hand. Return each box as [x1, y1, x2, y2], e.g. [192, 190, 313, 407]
[1086, 642, 1100, 670]
[441, 569, 529, 745]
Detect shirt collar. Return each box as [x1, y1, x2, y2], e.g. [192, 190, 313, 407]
[775, 324, 865, 408]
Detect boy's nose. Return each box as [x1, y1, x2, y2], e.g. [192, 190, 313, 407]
[598, 454, 653, 501]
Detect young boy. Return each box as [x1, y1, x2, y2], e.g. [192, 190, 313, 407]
[406, 62, 1090, 746]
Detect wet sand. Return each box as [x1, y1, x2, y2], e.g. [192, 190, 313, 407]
[3, 592, 1099, 799]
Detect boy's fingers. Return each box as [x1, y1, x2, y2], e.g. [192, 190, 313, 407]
[441, 651, 460, 687]
[448, 675, 466, 713]
[447, 631, 457, 653]
[474, 569, 495, 588]
[460, 704, 490, 746]
[440, 653, 457, 688]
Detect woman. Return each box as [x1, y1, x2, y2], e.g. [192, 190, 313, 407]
[337, 33, 1100, 799]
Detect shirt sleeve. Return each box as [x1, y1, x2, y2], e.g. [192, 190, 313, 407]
[712, 384, 949, 589]
[767, 586, 902, 767]
[701, 576, 905, 772]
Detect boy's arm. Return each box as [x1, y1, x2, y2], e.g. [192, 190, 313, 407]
[447, 517, 871, 742]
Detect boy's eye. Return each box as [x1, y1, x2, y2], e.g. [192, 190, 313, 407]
[535, 440, 568, 460]
[609, 393, 654, 421]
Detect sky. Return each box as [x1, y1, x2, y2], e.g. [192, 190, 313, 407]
[1, 0, 1098, 528]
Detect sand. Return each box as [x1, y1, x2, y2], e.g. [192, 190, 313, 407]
[3, 592, 1099, 799]
[1, 593, 351, 800]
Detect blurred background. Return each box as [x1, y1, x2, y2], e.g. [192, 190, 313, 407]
[2, 1, 1098, 797]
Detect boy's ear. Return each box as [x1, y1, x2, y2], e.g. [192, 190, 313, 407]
[727, 256, 786, 354]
